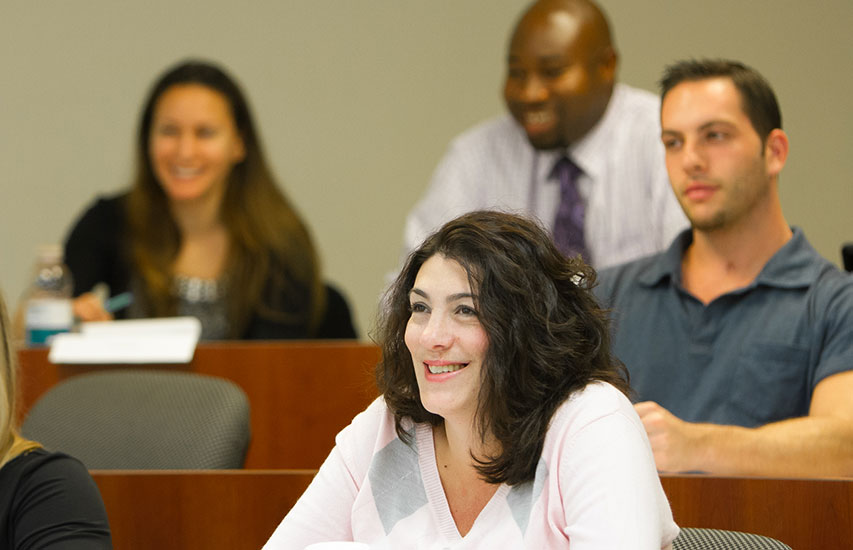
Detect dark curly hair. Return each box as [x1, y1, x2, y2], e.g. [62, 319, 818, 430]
[375, 210, 629, 485]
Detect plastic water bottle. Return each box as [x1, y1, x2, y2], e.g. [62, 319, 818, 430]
[24, 244, 74, 346]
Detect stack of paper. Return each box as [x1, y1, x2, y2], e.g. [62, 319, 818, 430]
[48, 317, 202, 364]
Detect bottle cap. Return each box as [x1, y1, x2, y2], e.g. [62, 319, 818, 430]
[36, 244, 64, 264]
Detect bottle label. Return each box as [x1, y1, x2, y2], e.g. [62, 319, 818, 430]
[25, 298, 73, 346]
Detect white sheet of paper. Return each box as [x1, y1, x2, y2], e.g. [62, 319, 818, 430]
[48, 317, 202, 364]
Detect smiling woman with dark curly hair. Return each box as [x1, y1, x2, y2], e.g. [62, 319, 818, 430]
[265, 211, 678, 549]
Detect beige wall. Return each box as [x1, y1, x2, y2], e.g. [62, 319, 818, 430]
[1, 1, 850, 338]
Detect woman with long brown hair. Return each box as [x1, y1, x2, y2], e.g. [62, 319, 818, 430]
[64, 60, 356, 340]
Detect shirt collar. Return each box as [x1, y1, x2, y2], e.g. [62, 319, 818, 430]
[568, 83, 626, 180]
[534, 84, 626, 183]
[637, 229, 692, 287]
[536, 148, 565, 183]
[754, 228, 825, 289]
[638, 227, 822, 290]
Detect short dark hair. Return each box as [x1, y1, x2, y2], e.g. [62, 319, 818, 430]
[375, 211, 629, 485]
[660, 59, 782, 142]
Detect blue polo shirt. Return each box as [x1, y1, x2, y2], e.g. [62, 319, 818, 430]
[595, 228, 853, 428]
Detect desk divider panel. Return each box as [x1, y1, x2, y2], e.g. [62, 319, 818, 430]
[90, 471, 853, 550]
[18, 342, 380, 468]
[661, 474, 853, 550]
[21, 345, 853, 549]
[92, 469, 315, 550]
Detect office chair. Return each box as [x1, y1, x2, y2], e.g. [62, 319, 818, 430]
[842, 243, 852, 272]
[22, 370, 250, 469]
[673, 528, 791, 549]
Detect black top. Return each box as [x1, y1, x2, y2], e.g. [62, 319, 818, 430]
[63, 194, 357, 339]
[843, 243, 853, 272]
[0, 448, 112, 549]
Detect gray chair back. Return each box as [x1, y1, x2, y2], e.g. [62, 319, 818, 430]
[22, 369, 250, 469]
[673, 528, 792, 550]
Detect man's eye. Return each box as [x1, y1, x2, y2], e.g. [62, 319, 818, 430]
[662, 138, 681, 150]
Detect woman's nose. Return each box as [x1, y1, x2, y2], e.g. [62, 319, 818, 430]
[420, 313, 453, 349]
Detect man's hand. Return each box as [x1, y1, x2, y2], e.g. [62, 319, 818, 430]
[634, 401, 706, 473]
[635, 372, 853, 477]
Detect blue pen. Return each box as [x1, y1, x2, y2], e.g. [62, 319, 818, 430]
[104, 292, 134, 313]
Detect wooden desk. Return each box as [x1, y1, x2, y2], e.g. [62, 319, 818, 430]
[91, 471, 852, 550]
[661, 474, 853, 549]
[21, 344, 853, 548]
[91, 469, 315, 550]
[18, 342, 380, 468]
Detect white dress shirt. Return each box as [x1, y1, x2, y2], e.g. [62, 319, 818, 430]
[402, 83, 688, 269]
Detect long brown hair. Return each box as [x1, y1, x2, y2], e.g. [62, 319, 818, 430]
[376, 211, 629, 485]
[1, 292, 40, 468]
[126, 60, 324, 337]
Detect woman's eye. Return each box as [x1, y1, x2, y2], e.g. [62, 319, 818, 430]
[410, 302, 428, 313]
[156, 125, 178, 136]
[456, 305, 478, 317]
[541, 66, 564, 79]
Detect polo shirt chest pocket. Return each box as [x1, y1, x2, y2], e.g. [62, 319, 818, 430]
[728, 340, 811, 427]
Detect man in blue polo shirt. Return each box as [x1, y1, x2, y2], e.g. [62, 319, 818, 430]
[595, 59, 853, 477]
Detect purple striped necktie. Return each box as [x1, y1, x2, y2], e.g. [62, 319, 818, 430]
[551, 155, 590, 262]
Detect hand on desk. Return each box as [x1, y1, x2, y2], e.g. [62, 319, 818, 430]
[636, 372, 853, 477]
[634, 401, 709, 474]
[73, 292, 114, 322]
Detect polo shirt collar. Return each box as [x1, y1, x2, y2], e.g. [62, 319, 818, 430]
[638, 229, 692, 287]
[753, 227, 823, 289]
[637, 227, 820, 290]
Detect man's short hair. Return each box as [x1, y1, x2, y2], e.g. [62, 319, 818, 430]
[659, 59, 782, 142]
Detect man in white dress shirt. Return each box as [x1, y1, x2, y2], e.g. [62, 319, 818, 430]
[401, 0, 687, 268]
